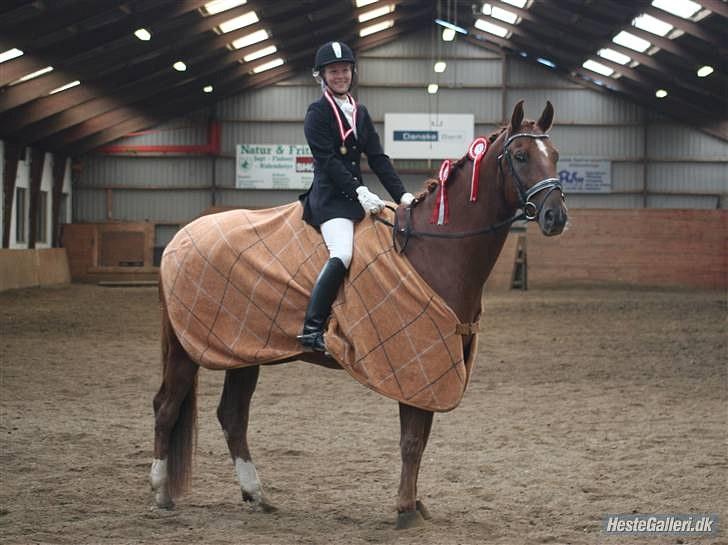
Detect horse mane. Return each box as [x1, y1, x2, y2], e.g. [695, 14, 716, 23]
[414, 123, 512, 203]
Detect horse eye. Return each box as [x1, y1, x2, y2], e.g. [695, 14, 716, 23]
[515, 151, 527, 162]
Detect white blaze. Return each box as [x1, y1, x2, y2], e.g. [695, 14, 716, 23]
[535, 138, 549, 158]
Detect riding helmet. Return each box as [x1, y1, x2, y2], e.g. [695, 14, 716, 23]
[313, 41, 356, 73]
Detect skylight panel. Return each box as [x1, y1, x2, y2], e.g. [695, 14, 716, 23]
[14, 66, 53, 83]
[582, 59, 614, 77]
[598, 48, 631, 65]
[502, 0, 528, 7]
[243, 45, 277, 62]
[356, 0, 379, 6]
[0, 48, 23, 63]
[651, 0, 701, 19]
[633, 13, 673, 36]
[358, 4, 395, 23]
[474, 18, 509, 37]
[252, 57, 284, 73]
[612, 30, 651, 53]
[202, 0, 246, 16]
[49, 80, 80, 95]
[359, 19, 394, 37]
[491, 6, 518, 24]
[231, 29, 269, 49]
[218, 11, 258, 33]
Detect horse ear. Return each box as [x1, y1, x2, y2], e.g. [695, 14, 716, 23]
[537, 100, 554, 133]
[510, 100, 524, 131]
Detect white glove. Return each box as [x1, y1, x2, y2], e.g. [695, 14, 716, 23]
[356, 186, 385, 215]
[400, 192, 415, 206]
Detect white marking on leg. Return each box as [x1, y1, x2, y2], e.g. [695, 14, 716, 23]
[150, 458, 173, 508]
[235, 458, 263, 503]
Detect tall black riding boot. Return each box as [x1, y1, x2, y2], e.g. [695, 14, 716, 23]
[297, 257, 347, 352]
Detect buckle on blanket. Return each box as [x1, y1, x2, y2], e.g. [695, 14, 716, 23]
[455, 321, 480, 336]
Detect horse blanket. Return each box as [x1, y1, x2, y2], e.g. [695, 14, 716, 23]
[160, 201, 478, 412]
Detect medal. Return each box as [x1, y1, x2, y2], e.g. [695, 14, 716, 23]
[340, 145, 347, 155]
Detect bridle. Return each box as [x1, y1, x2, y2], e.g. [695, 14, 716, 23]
[375, 130, 566, 253]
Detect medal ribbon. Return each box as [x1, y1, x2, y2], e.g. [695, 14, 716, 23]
[468, 137, 489, 203]
[431, 160, 452, 225]
[323, 89, 357, 149]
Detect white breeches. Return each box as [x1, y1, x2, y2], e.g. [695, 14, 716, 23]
[320, 218, 354, 269]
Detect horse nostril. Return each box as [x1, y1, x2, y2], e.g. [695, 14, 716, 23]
[544, 209, 554, 225]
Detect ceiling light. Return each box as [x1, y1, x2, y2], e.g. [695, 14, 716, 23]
[442, 28, 456, 41]
[502, 0, 528, 7]
[202, 0, 246, 15]
[203, 85, 214, 93]
[655, 88, 668, 98]
[243, 45, 277, 62]
[427, 83, 439, 94]
[434, 61, 447, 73]
[612, 30, 651, 53]
[491, 6, 518, 24]
[474, 18, 509, 38]
[231, 29, 269, 49]
[356, 0, 378, 6]
[537, 57, 556, 68]
[632, 13, 673, 36]
[598, 48, 631, 65]
[252, 57, 284, 73]
[173, 61, 187, 71]
[15, 66, 53, 83]
[218, 11, 259, 33]
[0, 48, 23, 63]
[582, 59, 614, 77]
[696, 65, 714, 78]
[134, 28, 151, 41]
[651, 0, 701, 19]
[358, 4, 395, 23]
[482, 3, 492, 15]
[359, 19, 394, 37]
[49, 80, 80, 95]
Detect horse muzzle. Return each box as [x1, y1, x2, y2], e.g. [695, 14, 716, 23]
[538, 203, 568, 236]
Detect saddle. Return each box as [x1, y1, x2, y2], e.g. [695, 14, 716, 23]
[161, 201, 477, 412]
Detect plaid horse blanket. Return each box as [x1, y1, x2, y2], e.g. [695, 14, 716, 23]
[161, 201, 478, 412]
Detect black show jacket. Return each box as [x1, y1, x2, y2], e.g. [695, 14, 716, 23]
[299, 95, 406, 227]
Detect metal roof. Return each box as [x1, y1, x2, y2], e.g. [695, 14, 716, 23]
[0, 0, 725, 157]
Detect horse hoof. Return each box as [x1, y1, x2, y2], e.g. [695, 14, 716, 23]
[396, 509, 426, 530]
[243, 491, 278, 513]
[416, 500, 432, 520]
[153, 498, 175, 510]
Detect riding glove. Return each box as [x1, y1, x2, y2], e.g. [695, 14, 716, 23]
[400, 192, 415, 206]
[356, 186, 385, 215]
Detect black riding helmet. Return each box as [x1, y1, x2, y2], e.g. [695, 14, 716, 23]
[313, 41, 355, 75]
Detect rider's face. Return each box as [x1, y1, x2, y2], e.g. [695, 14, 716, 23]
[323, 62, 352, 96]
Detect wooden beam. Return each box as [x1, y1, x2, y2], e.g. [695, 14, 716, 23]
[27, 147, 44, 249]
[2, 141, 20, 248]
[698, 0, 728, 18]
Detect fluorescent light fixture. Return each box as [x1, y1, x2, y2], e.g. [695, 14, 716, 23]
[502, 0, 528, 7]
[202, 0, 246, 15]
[252, 57, 284, 73]
[0, 48, 23, 63]
[696, 65, 714, 77]
[442, 28, 456, 41]
[536, 57, 556, 68]
[49, 80, 80, 95]
[474, 18, 509, 38]
[632, 13, 673, 36]
[433, 61, 447, 73]
[427, 83, 439, 94]
[612, 30, 651, 52]
[203, 85, 214, 93]
[173, 61, 187, 71]
[243, 44, 277, 62]
[134, 28, 151, 41]
[231, 29, 269, 49]
[218, 11, 259, 33]
[358, 4, 394, 23]
[582, 59, 614, 77]
[16, 66, 53, 83]
[598, 48, 631, 65]
[359, 19, 394, 37]
[356, 0, 378, 6]
[434, 18, 467, 34]
[651, 0, 701, 19]
[519, 51, 528, 58]
[655, 88, 668, 98]
[491, 6, 518, 24]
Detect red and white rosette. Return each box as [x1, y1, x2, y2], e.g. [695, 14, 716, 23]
[467, 137, 489, 202]
[431, 159, 452, 225]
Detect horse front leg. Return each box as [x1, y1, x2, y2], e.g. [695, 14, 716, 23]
[396, 402, 434, 529]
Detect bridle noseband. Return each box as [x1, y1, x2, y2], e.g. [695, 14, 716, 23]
[498, 132, 564, 220]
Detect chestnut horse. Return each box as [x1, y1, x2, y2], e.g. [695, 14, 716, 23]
[150, 101, 568, 529]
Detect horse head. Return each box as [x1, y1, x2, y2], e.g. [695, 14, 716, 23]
[498, 100, 568, 236]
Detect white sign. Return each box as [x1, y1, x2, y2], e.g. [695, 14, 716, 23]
[236, 144, 313, 190]
[384, 113, 474, 159]
[557, 157, 612, 193]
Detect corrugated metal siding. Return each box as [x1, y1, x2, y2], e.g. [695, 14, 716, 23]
[507, 60, 578, 88]
[647, 164, 727, 194]
[216, 86, 320, 120]
[110, 118, 208, 146]
[360, 33, 499, 59]
[551, 126, 644, 157]
[359, 88, 502, 121]
[359, 58, 502, 86]
[508, 89, 643, 124]
[80, 156, 213, 188]
[216, 189, 302, 208]
[647, 195, 720, 209]
[73, 189, 107, 222]
[112, 190, 211, 222]
[647, 124, 728, 160]
[612, 162, 645, 192]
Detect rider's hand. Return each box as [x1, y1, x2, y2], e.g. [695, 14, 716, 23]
[356, 186, 385, 215]
[399, 192, 415, 206]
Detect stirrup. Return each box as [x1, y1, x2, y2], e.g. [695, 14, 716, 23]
[297, 331, 326, 352]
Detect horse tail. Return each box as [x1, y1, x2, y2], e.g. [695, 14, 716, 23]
[159, 284, 198, 498]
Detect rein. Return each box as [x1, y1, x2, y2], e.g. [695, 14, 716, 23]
[375, 132, 565, 253]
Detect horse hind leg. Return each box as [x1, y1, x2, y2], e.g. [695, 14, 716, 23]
[396, 402, 434, 529]
[150, 299, 199, 509]
[217, 366, 276, 512]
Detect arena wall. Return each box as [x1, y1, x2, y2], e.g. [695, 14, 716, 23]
[0, 248, 71, 291]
